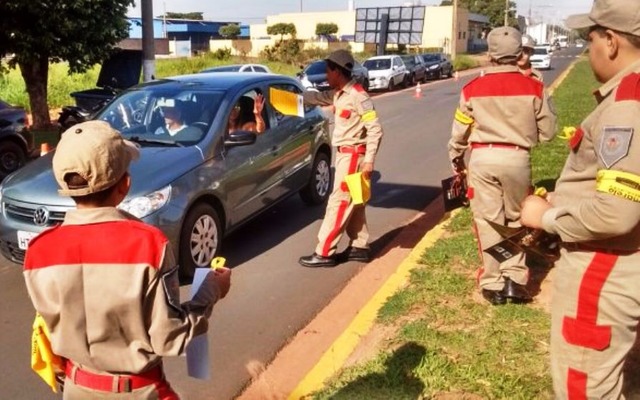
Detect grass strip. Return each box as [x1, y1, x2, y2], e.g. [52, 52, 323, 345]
[310, 59, 599, 400]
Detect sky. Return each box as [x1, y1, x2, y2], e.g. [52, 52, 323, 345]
[128, 0, 593, 25]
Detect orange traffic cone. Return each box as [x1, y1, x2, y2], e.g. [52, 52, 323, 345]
[454, 71, 459, 82]
[414, 82, 422, 98]
[40, 143, 51, 156]
[480, 70, 486, 77]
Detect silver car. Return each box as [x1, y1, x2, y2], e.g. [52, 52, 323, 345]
[0, 73, 332, 280]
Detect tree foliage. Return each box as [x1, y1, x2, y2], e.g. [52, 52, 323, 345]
[219, 24, 241, 39]
[267, 23, 297, 42]
[458, 0, 517, 28]
[0, 0, 134, 128]
[315, 23, 339, 38]
[164, 12, 203, 20]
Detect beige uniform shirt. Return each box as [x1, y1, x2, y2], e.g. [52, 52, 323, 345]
[24, 208, 219, 374]
[449, 65, 557, 160]
[520, 67, 544, 82]
[303, 80, 383, 163]
[542, 60, 640, 251]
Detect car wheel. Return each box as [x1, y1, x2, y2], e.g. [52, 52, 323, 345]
[388, 79, 395, 92]
[437, 69, 443, 79]
[179, 202, 222, 281]
[363, 78, 370, 92]
[300, 151, 331, 205]
[0, 141, 26, 180]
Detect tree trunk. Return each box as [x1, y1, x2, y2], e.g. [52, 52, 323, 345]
[18, 57, 51, 129]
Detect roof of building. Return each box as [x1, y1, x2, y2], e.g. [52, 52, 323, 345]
[469, 13, 490, 24]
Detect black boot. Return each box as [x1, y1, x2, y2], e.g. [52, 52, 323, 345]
[503, 277, 531, 303]
[343, 246, 371, 262]
[299, 253, 337, 268]
[481, 289, 507, 305]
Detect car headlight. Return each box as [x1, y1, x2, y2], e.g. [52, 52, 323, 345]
[429, 65, 439, 70]
[119, 185, 171, 219]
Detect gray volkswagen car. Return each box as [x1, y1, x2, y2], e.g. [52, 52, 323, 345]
[0, 73, 332, 280]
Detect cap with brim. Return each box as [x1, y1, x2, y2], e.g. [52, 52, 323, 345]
[565, 0, 640, 36]
[53, 121, 140, 196]
[565, 14, 595, 30]
[325, 49, 355, 71]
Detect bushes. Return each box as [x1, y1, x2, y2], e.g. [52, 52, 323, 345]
[453, 54, 478, 71]
[212, 47, 232, 61]
[261, 39, 302, 64]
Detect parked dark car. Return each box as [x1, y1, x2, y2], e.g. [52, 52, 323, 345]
[421, 53, 453, 80]
[400, 55, 427, 86]
[0, 73, 332, 281]
[297, 59, 369, 91]
[58, 49, 143, 131]
[0, 100, 36, 180]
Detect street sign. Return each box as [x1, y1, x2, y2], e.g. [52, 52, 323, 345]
[354, 6, 426, 45]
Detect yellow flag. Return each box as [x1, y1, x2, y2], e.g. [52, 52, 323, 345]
[31, 314, 64, 392]
[344, 172, 371, 205]
[269, 87, 304, 118]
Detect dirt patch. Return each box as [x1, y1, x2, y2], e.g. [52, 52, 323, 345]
[431, 392, 484, 400]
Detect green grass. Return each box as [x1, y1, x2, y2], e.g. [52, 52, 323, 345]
[310, 58, 599, 399]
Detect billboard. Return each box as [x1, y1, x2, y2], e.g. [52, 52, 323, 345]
[354, 6, 426, 45]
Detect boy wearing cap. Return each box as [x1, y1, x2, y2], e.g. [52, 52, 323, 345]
[521, 0, 640, 397]
[449, 27, 556, 305]
[23, 121, 231, 399]
[518, 34, 544, 81]
[298, 49, 384, 267]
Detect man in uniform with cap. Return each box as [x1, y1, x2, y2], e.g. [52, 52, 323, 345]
[521, 0, 640, 397]
[518, 34, 544, 81]
[298, 49, 384, 267]
[23, 121, 232, 399]
[449, 27, 556, 305]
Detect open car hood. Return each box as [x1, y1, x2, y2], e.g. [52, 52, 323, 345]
[97, 49, 143, 90]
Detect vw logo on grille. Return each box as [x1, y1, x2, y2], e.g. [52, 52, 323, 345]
[33, 207, 50, 226]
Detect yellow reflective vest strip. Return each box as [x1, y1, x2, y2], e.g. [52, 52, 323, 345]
[596, 170, 640, 202]
[454, 108, 474, 125]
[361, 110, 377, 122]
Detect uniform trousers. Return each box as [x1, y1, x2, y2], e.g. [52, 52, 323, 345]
[63, 374, 179, 399]
[468, 147, 531, 290]
[315, 150, 368, 257]
[551, 248, 640, 399]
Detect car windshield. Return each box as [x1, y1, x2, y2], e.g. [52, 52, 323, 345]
[422, 54, 440, 62]
[205, 66, 241, 72]
[95, 87, 225, 146]
[363, 59, 391, 70]
[305, 61, 326, 75]
[533, 48, 548, 55]
[401, 57, 416, 67]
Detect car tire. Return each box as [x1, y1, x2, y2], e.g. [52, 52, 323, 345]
[388, 79, 395, 92]
[363, 78, 370, 91]
[300, 151, 331, 205]
[0, 141, 26, 180]
[179, 202, 222, 281]
[437, 69, 443, 80]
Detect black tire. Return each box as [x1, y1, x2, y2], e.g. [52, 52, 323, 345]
[178, 202, 222, 281]
[437, 69, 443, 80]
[300, 152, 331, 205]
[0, 141, 26, 180]
[388, 79, 395, 92]
[363, 78, 370, 92]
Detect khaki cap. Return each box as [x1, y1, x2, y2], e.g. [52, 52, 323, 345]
[53, 121, 140, 196]
[326, 49, 355, 71]
[566, 0, 640, 36]
[488, 27, 523, 61]
[522, 34, 536, 49]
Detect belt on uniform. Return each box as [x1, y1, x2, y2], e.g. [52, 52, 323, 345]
[470, 143, 527, 151]
[337, 144, 366, 154]
[561, 242, 639, 255]
[65, 361, 165, 393]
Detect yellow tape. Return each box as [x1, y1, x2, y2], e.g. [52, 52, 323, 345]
[454, 108, 474, 125]
[558, 126, 577, 141]
[596, 170, 640, 202]
[361, 110, 377, 122]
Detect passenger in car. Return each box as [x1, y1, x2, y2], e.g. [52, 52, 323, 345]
[227, 93, 265, 134]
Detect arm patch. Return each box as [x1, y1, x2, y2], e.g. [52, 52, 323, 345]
[454, 108, 474, 125]
[598, 126, 633, 168]
[596, 170, 640, 202]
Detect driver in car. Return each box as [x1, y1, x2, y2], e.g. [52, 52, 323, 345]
[155, 99, 188, 136]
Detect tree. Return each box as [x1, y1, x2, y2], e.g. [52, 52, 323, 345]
[267, 23, 297, 42]
[164, 12, 203, 20]
[315, 23, 339, 41]
[459, 0, 517, 28]
[219, 24, 242, 39]
[440, 1, 453, 5]
[0, 0, 133, 128]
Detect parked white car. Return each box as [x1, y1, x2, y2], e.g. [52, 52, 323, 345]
[363, 55, 407, 91]
[200, 64, 272, 73]
[530, 46, 552, 70]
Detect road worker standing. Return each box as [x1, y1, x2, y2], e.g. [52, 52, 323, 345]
[521, 0, 640, 397]
[298, 49, 384, 268]
[449, 27, 556, 305]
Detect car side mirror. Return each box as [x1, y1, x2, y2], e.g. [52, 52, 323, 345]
[224, 130, 257, 147]
[392, 65, 398, 70]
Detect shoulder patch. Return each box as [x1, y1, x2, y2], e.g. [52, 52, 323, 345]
[599, 126, 633, 168]
[615, 73, 640, 102]
[360, 98, 374, 112]
[353, 83, 365, 93]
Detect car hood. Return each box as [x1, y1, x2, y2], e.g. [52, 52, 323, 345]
[2, 145, 205, 207]
[423, 61, 440, 67]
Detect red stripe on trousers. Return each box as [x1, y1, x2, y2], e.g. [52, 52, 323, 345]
[563, 252, 617, 351]
[567, 368, 588, 400]
[321, 152, 360, 257]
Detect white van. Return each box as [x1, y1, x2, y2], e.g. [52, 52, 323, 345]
[363, 55, 407, 91]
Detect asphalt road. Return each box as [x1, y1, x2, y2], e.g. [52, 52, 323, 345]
[0, 46, 583, 400]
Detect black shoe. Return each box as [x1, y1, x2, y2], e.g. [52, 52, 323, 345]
[482, 289, 507, 305]
[299, 253, 337, 268]
[503, 277, 531, 303]
[343, 246, 371, 262]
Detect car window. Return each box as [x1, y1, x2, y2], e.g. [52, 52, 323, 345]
[304, 61, 327, 75]
[422, 54, 439, 62]
[228, 88, 269, 134]
[533, 47, 548, 55]
[268, 83, 308, 124]
[363, 59, 391, 70]
[401, 56, 415, 68]
[253, 66, 268, 73]
[96, 88, 224, 145]
[204, 65, 242, 72]
[393, 58, 402, 67]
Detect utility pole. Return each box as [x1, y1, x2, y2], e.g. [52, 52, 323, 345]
[300, 0, 303, 12]
[141, 0, 156, 82]
[504, 0, 509, 26]
[451, 0, 458, 60]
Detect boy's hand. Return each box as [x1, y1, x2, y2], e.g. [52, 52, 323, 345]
[213, 268, 231, 299]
